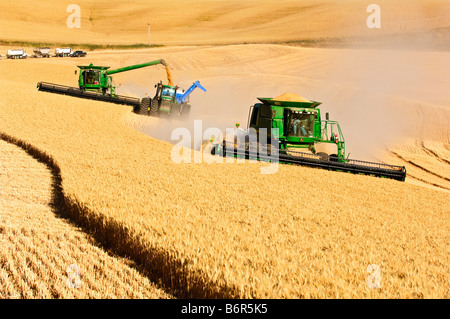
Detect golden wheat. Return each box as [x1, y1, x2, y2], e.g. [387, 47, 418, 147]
[0, 140, 172, 299]
[1, 0, 448, 46]
[0, 46, 448, 298]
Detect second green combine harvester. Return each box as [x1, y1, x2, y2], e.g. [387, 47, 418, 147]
[211, 93, 406, 181]
[37, 59, 206, 119]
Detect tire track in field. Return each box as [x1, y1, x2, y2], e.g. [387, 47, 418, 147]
[388, 150, 450, 191]
[420, 141, 450, 166]
[390, 150, 450, 182]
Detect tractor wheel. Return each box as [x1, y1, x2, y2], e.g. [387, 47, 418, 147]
[170, 104, 181, 119]
[149, 99, 160, 117]
[139, 97, 151, 115]
[180, 104, 191, 119]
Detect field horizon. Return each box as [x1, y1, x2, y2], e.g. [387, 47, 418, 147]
[1, 0, 449, 48]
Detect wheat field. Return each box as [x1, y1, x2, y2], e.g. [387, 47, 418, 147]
[0, 0, 449, 299]
[1, 0, 449, 46]
[0, 139, 172, 298]
[0, 47, 449, 298]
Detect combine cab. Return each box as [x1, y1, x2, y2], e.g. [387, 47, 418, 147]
[212, 94, 406, 181]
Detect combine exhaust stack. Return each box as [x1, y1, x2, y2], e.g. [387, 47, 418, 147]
[37, 82, 141, 107]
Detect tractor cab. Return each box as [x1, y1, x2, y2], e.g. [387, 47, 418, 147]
[161, 85, 177, 100]
[77, 64, 110, 94]
[155, 81, 178, 101]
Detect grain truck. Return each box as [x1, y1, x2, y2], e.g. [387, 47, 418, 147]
[6, 49, 27, 59]
[32, 47, 51, 58]
[55, 48, 72, 57]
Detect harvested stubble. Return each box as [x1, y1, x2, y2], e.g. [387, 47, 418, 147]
[0, 139, 172, 298]
[0, 55, 449, 299]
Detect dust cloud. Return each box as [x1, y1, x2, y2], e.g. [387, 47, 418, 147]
[306, 44, 449, 160]
[118, 83, 153, 99]
[123, 33, 449, 160]
[123, 76, 264, 151]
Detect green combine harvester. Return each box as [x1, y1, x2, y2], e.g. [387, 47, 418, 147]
[38, 59, 169, 106]
[211, 94, 406, 181]
[76, 60, 170, 96]
[37, 59, 206, 118]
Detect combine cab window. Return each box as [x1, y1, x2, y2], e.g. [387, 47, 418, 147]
[288, 112, 315, 137]
[84, 70, 99, 85]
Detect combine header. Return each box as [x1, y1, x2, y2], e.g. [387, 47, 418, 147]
[211, 93, 406, 181]
[37, 81, 141, 107]
[37, 59, 206, 119]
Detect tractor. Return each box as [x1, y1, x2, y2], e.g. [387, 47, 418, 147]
[139, 81, 207, 119]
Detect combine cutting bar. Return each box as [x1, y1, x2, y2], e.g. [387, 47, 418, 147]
[37, 82, 141, 107]
[217, 143, 406, 181]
